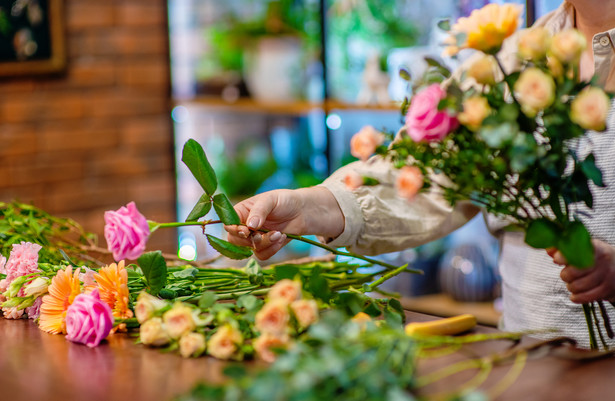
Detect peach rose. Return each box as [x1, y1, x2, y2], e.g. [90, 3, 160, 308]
[446, 3, 522, 55]
[458, 96, 491, 131]
[351, 311, 372, 331]
[549, 29, 586, 65]
[466, 55, 498, 86]
[518, 27, 551, 61]
[162, 302, 196, 339]
[179, 332, 207, 358]
[140, 317, 171, 346]
[253, 333, 290, 363]
[135, 291, 168, 324]
[268, 279, 301, 304]
[571, 87, 611, 131]
[514, 67, 555, 117]
[344, 171, 364, 191]
[395, 166, 424, 200]
[350, 126, 385, 161]
[255, 299, 290, 336]
[290, 299, 319, 328]
[207, 324, 243, 360]
[547, 56, 564, 80]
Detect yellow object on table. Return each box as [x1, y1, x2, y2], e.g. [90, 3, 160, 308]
[405, 314, 477, 336]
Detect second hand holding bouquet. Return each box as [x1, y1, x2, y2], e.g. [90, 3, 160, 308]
[348, 4, 613, 349]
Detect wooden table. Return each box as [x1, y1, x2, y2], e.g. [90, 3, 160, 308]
[1, 311, 614, 401]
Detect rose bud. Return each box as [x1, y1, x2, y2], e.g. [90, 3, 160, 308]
[514, 67, 556, 117]
[179, 332, 207, 358]
[255, 299, 290, 336]
[344, 171, 364, 191]
[350, 126, 385, 161]
[162, 302, 196, 340]
[140, 317, 171, 347]
[395, 166, 424, 201]
[290, 299, 319, 328]
[571, 87, 611, 131]
[135, 291, 168, 324]
[207, 324, 243, 360]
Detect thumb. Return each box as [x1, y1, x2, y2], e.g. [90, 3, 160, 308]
[246, 194, 277, 230]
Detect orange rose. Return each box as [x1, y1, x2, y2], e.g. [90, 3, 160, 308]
[255, 299, 290, 336]
[395, 166, 424, 200]
[350, 126, 384, 161]
[268, 279, 301, 304]
[290, 299, 319, 328]
[344, 171, 364, 191]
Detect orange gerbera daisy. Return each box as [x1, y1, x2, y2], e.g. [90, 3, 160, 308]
[39, 266, 82, 334]
[94, 261, 133, 320]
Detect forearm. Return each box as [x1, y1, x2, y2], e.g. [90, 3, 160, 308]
[296, 186, 344, 240]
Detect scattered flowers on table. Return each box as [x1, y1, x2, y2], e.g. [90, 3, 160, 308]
[39, 266, 82, 334]
[94, 261, 133, 321]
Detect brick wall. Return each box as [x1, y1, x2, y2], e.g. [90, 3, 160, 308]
[0, 0, 177, 255]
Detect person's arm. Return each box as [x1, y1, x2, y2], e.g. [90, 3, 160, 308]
[549, 240, 615, 303]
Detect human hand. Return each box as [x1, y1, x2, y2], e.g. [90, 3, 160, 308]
[548, 239, 615, 304]
[225, 187, 344, 260]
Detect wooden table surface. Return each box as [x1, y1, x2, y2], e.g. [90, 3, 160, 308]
[1, 311, 614, 401]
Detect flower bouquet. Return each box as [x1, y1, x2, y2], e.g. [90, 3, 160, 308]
[349, 4, 613, 349]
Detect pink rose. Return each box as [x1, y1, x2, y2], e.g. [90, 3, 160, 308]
[350, 126, 385, 161]
[405, 84, 458, 142]
[396, 166, 424, 200]
[104, 202, 150, 261]
[65, 289, 114, 348]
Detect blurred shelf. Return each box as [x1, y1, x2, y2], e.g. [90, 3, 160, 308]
[401, 293, 501, 327]
[174, 96, 402, 115]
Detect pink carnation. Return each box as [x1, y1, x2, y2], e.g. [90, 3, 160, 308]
[104, 201, 150, 261]
[65, 289, 114, 348]
[405, 84, 458, 142]
[2, 306, 24, 319]
[25, 297, 42, 320]
[4, 242, 42, 291]
[0, 254, 6, 274]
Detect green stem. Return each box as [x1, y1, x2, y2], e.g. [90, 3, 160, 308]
[152, 220, 221, 230]
[361, 264, 411, 293]
[583, 303, 598, 350]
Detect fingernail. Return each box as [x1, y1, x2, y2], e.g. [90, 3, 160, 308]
[238, 231, 247, 239]
[252, 234, 262, 244]
[269, 231, 282, 242]
[248, 217, 260, 229]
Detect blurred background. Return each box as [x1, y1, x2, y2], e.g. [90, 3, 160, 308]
[0, 0, 562, 316]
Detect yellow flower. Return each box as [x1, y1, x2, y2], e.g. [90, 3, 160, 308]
[571, 87, 611, 131]
[466, 54, 498, 86]
[39, 266, 82, 334]
[94, 261, 133, 320]
[446, 3, 522, 55]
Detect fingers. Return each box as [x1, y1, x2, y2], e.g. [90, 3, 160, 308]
[224, 229, 288, 260]
[562, 267, 605, 294]
[569, 284, 610, 304]
[560, 264, 592, 283]
[253, 237, 291, 260]
[245, 195, 278, 231]
[550, 249, 567, 265]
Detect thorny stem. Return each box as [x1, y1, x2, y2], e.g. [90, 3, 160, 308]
[583, 303, 599, 350]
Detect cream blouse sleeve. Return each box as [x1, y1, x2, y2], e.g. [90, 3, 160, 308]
[318, 157, 480, 256]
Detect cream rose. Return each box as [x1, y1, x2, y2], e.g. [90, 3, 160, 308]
[207, 325, 243, 360]
[466, 55, 498, 86]
[268, 279, 301, 304]
[518, 27, 551, 61]
[255, 299, 290, 336]
[140, 317, 171, 346]
[179, 332, 207, 358]
[571, 87, 611, 131]
[514, 67, 556, 117]
[290, 299, 319, 328]
[350, 126, 385, 161]
[135, 291, 168, 324]
[253, 333, 290, 363]
[458, 96, 491, 131]
[162, 302, 196, 339]
[549, 29, 586, 65]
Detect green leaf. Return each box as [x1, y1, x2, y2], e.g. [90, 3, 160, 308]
[137, 251, 168, 295]
[525, 219, 559, 249]
[398, 68, 411, 81]
[212, 193, 240, 225]
[557, 222, 594, 269]
[206, 234, 252, 260]
[274, 265, 300, 280]
[172, 266, 198, 279]
[307, 267, 331, 302]
[198, 291, 218, 309]
[437, 19, 451, 31]
[185, 193, 212, 222]
[237, 294, 263, 313]
[580, 154, 605, 187]
[245, 258, 264, 285]
[181, 139, 218, 195]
